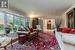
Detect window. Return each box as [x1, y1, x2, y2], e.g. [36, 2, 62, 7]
[6, 14, 14, 33]
[20, 17, 29, 31]
[20, 17, 25, 26]
[0, 12, 5, 34]
[0, 12, 29, 33]
[24, 18, 29, 31]
[14, 16, 22, 31]
[14, 16, 29, 31]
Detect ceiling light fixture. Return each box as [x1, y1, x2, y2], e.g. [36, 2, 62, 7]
[29, 14, 40, 18]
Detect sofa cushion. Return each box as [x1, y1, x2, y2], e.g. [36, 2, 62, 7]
[29, 28, 34, 32]
[62, 28, 71, 33]
[70, 29, 75, 34]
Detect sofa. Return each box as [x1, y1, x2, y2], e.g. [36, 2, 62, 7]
[57, 27, 75, 45]
[17, 31, 38, 44]
[55, 31, 64, 50]
[62, 33, 75, 45]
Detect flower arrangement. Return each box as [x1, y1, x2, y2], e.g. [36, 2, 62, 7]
[55, 17, 62, 31]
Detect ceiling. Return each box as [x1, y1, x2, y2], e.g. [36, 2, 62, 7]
[9, 0, 75, 16]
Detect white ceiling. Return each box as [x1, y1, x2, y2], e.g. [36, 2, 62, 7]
[9, 0, 75, 16]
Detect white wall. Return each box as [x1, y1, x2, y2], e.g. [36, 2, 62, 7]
[61, 13, 67, 27]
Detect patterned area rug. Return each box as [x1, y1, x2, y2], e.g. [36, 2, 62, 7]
[7, 32, 61, 50]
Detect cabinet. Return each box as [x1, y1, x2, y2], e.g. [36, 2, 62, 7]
[67, 8, 75, 29]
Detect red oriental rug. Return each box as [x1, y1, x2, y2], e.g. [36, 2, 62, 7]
[7, 32, 61, 50]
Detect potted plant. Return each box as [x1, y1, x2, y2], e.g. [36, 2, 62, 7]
[55, 17, 62, 31]
[5, 25, 11, 35]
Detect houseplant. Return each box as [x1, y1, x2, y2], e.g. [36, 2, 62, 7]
[5, 25, 11, 35]
[55, 17, 62, 31]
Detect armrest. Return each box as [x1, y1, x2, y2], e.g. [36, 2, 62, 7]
[55, 32, 64, 50]
[28, 31, 38, 41]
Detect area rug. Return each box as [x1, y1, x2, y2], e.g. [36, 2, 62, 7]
[7, 32, 61, 50]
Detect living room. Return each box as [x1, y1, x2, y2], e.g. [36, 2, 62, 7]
[0, 0, 75, 50]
